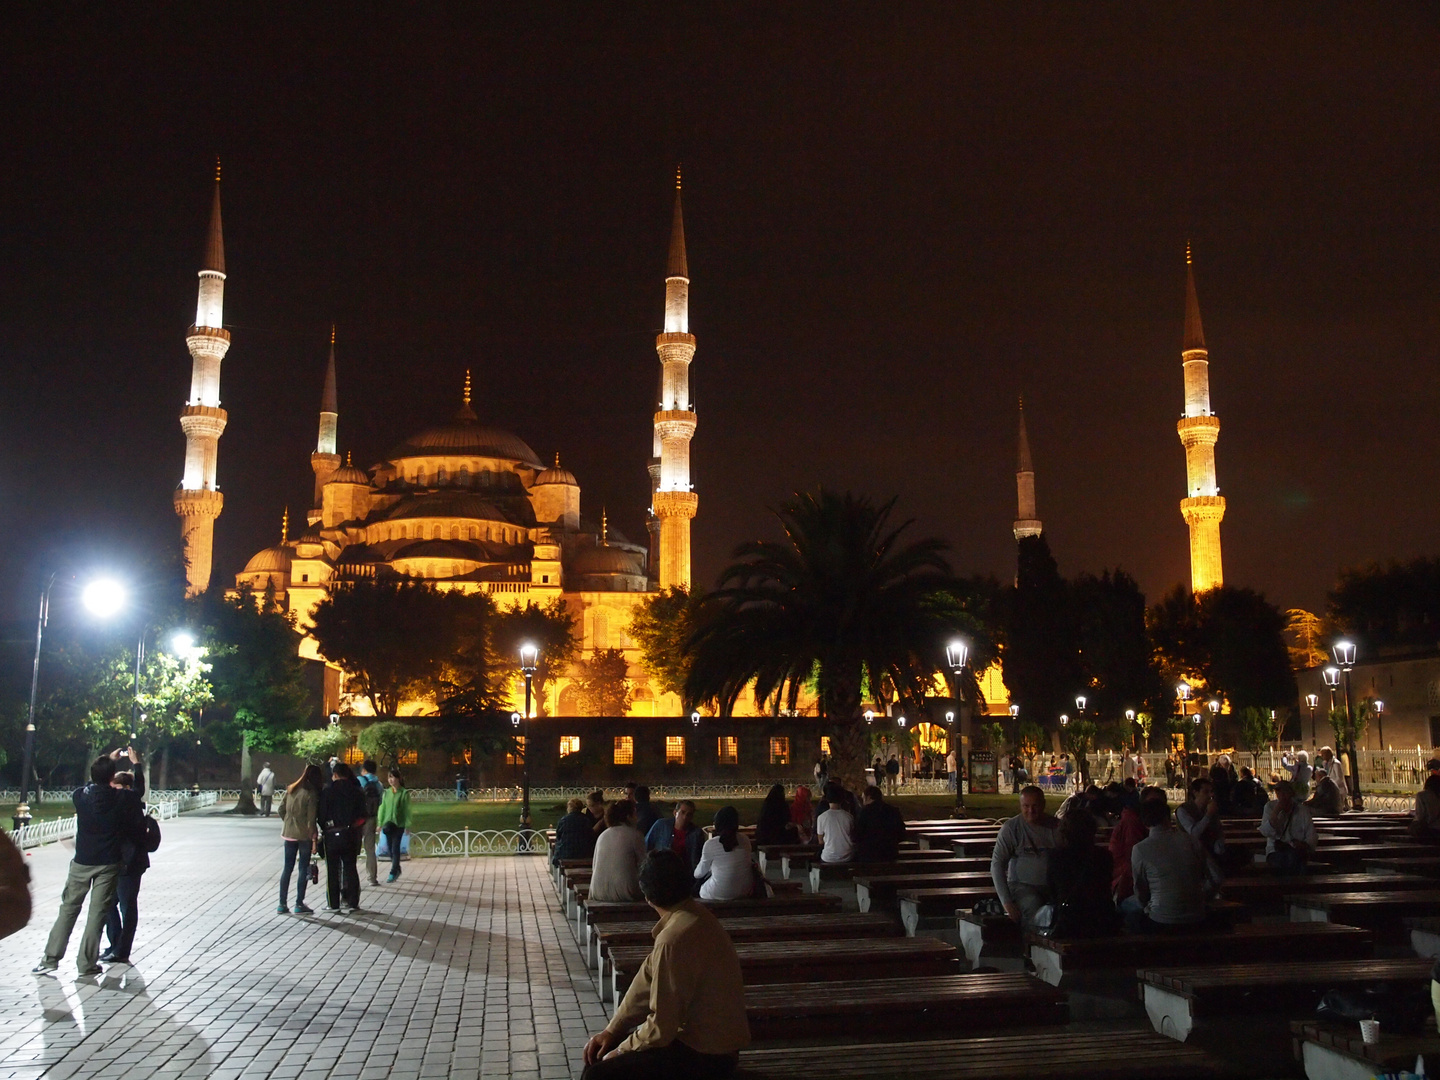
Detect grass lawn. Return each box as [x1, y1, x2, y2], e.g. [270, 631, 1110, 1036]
[407, 790, 1024, 835]
[0, 803, 78, 831]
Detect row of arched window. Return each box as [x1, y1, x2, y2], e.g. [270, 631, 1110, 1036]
[375, 522, 524, 545]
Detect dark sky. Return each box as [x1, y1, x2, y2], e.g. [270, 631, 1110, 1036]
[1, 5, 1437, 624]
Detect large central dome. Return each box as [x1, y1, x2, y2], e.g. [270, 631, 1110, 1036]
[388, 403, 543, 468]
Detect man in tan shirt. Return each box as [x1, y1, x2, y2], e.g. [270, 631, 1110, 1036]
[582, 850, 750, 1079]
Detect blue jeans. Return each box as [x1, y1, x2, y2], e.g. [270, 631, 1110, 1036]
[104, 873, 142, 958]
[382, 824, 404, 877]
[280, 839, 312, 907]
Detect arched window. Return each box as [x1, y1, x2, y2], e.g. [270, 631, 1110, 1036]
[458, 466, 469, 486]
[416, 467, 427, 487]
[593, 611, 609, 650]
[468, 526, 478, 540]
[437, 466, 447, 485]
[450, 525, 459, 540]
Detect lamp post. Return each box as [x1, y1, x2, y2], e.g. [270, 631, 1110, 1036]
[1306, 693, 1319, 750]
[945, 639, 969, 809]
[1374, 700, 1385, 752]
[1332, 641, 1361, 810]
[518, 642, 538, 830]
[1206, 699, 1220, 759]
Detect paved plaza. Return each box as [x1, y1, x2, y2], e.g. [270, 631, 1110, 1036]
[0, 812, 607, 1080]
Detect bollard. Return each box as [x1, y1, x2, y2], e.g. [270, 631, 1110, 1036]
[464, 827, 471, 857]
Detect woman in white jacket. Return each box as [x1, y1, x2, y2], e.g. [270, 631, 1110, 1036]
[694, 806, 753, 901]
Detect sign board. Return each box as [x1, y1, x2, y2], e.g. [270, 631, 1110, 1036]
[968, 749, 999, 794]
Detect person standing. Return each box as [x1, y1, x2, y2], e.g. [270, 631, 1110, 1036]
[990, 786, 1059, 931]
[590, 800, 647, 902]
[884, 756, 900, 796]
[581, 851, 749, 1079]
[1316, 746, 1349, 803]
[33, 753, 146, 975]
[377, 768, 412, 883]
[946, 748, 959, 793]
[317, 762, 367, 912]
[356, 760, 383, 887]
[0, 830, 30, 942]
[256, 762, 276, 817]
[278, 764, 322, 914]
[100, 765, 155, 964]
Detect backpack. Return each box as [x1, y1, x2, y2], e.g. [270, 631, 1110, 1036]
[361, 776, 382, 819]
[143, 814, 161, 853]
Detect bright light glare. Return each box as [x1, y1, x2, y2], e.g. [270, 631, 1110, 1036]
[82, 579, 126, 618]
[172, 632, 196, 653]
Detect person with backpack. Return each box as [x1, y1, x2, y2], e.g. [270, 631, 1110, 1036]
[356, 760, 383, 887]
[278, 764, 323, 914]
[317, 762, 367, 912]
[100, 764, 159, 965]
[377, 767, 413, 883]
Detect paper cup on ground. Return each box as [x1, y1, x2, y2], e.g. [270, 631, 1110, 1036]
[1359, 1019, 1380, 1045]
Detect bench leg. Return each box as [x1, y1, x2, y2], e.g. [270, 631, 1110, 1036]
[856, 883, 871, 914]
[808, 866, 821, 894]
[957, 920, 984, 967]
[899, 899, 919, 937]
[1300, 1038, 1382, 1080]
[1142, 984, 1194, 1042]
[757, 852, 767, 875]
[781, 856, 792, 879]
[1029, 944, 1063, 987]
[1289, 904, 1327, 922]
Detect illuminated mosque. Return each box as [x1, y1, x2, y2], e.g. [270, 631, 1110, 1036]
[174, 168, 699, 717]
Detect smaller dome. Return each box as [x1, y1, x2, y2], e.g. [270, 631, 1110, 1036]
[243, 545, 292, 574]
[570, 545, 644, 577]
[534, 452, 577, 486]
[329, 464, 370, 485]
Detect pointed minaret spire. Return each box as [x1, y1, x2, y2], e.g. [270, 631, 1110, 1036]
[1013, 396, 1042, 540]
[601, 507, 609, 546]
[456, 368, 477, 421]
[652, 169, 699, 589]
[310, 327, 341, 519]
[175, 164, 232, 595]
[1177, 244, 1225, 592]
[281, 507, 289, 545]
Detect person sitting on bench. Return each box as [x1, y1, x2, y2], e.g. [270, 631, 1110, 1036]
[815, 782, 856, 863]
[853, 785, 906, 862]
[590, 800, 647, 902]
[1111, 785, 1169, 912]
[1127, 794, 1221, 934]
[1175, 778, 1227, 862]
[1305, 771, 1345, 818]
[1046, 805, 1119, 937]
[1231, 766, 1268, 817]
[1260, 780, 1317, 873]
[1411, 773, 1440, 844]
[582, 850, 749, 1079]
[694, 807, 753, 902]
[991, 785, 1058, 930]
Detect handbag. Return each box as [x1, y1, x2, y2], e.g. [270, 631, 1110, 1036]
[309, 860, 320, 885]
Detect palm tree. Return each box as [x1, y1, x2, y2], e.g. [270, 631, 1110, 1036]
[684, 490, 976, 790]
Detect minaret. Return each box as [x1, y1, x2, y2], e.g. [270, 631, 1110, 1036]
[174, 160, 230, 596]
[309, 326, 340, 522]
[1013, 397, 1042, 539]
[1177, 243, 1225, 592]
[652, 167, 698, 590]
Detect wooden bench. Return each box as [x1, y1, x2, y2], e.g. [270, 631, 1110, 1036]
[777, 843, 927, 879]
[1292, 1019, 1440, 1080]
[571, 876, 805, 925]
[1307, 842, 1435, 865]
[897, 886, 998, 936]
[606, 935, 960, 1005]
[955, 909, 1023, 967]
[593, 911, 901, 981]
[1139, 958, 1433, 1042]
[855, 871, 995, 913]
[742, 973, 1065, 1043]
[579, 893, 842, 958]
[1027, 921, 1374, 987]
[1366, 856, 1440, 876]
[732, 1027, 1231, 1078]
[790, 848, 960, 886]
[1288, 889, 1440, 930]
[754, 844, 818, 875]
[1220, 872, 1433, 907]
[806, 853, 983, 894]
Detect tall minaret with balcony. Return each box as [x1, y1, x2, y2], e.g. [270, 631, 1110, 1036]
[652, 169, 698, 590]
[174, 163, 230, 596]
[309, 326, 340, 524]
[1177, 244, 1225, 593]
[1013, 397, 1042, 540]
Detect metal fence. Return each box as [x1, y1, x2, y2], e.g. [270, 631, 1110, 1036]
[8, 790, 218, 850]
[407, 829, 550, 857]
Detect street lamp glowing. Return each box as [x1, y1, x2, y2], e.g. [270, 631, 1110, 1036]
[82, 579, 126, 618]
[945, 640, 969, 670]
[1305, 693, 1319, 709]
[1125, 709, 1136, 722]
[1009, 704, 1019, 719]
[897, 715, 907, 729]
[519, 642, 538, 673]
[1060, 714, 1069, 726]
[1075, 695, 1086, 711]
[945, 711, 955, 726]
[1322, 667, 1340, 689]
[1207, 699, 1220, 715]
[1333, 641, 1356, 669]
[172, 631, 195, 652]
[690, 710, 700, 728]
[1374, 700, 1384, 714]
[510, 711, 521, 728]
[864, 710, 875, 725]
[1176, 681, 1191, 702]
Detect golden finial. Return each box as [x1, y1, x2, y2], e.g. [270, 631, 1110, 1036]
[463, 369, 472, 406]
[675, 164, 682, 191]
[1186, 240, 1192, 266]
[330, 323, 336, 346]
[346, 450, 352, 466]
[601, 507, 608, 545]
[215, 156, 222, 183]
[555, 451, 561, 467]
[1018, 394, 1024, 411]
[281, 506, 289, 544]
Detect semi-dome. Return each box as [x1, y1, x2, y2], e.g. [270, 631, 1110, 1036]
[328, 463, 370, 485]
[535, 464, 578, 486]
[570, 545, 645, 577]
[384, 491, 524, 523]
[243, 544, 292, 574]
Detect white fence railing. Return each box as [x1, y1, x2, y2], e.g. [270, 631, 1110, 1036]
[9, 790, 217, 850]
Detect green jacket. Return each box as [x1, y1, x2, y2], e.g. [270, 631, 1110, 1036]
[377, 787, 411, 831]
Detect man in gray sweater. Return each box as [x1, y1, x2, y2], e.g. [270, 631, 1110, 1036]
[990, 786, 1058, 929]
[1126, 795, 1221, 934]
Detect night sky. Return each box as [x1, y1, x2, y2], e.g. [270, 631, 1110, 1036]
[1, 6, 1436, 624]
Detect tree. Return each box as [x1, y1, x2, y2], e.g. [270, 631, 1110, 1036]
[1328, 558, 1440, 652]
[309, 577, 494, 718]
[356, 720, 422, 770]
[1149, 584, 1296, 714]
[684, 490, 965, 791]
[79, 641, 213, 782]
[574, 648, 632, 716]
[1072, 569, 1167, 721]
[628, 587, 698, 699]
[1002, 535, 1082, 737]
[1060, 719, 1098, 785]
[291, 724, 351, 765]
[491, 599, 579, 717]
[1284, 609, 1328, 671]
[1237, 706, 1278, 770]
